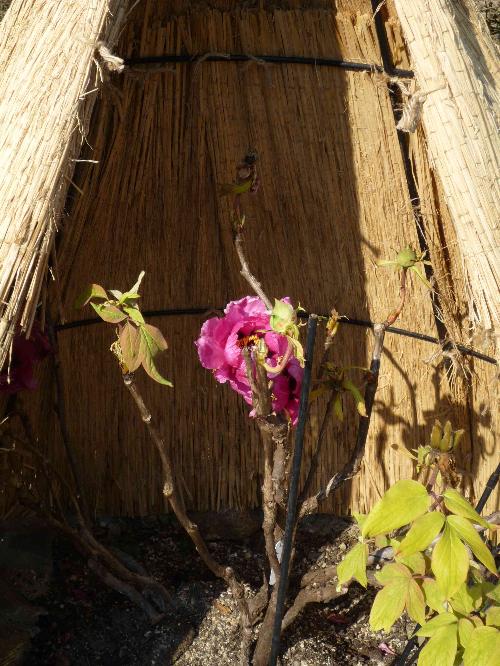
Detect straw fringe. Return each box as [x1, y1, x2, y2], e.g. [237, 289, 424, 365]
[0, 0, 131, 369]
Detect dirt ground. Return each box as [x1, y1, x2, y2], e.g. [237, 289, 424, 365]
[0, 514, 416, 666]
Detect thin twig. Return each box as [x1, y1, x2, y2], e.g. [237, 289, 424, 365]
[234, 232, 273, 311]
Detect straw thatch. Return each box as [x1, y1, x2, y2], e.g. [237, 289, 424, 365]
[0, 0, 131, 369]
[392, 0, 500, 337]
[1, 0, 498, 518]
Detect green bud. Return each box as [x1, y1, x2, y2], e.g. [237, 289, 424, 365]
[396, 246, 418, 268]
[430, 421, 442, 449]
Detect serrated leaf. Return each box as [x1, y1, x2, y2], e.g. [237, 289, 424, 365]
[431, 523, 470, 599]
[362, 480, 430, 538]
[376, 563, 412, 586]
[398, 511, 445, 557]
[486, 607, 500, 628]
[90, 302, 127, 323]
[463, 626, 500, 666]
[369, 580, 407, 631]
[124, 306, 145, 325]
[396, 551, 426, 575]
[337, 542, 368, 588]
[119, 322, 142, 372]
[423, 579, 447, 614]
[449, 583, 474, 616]
[458, 618, 474, 648]
[75, 283, 108, 308]
[416, 613, 458, 637]
[447, 515, 497, 574]
[138, 326, 172, 387]
[443, 489, 489, 528]
[417, 624, 457, 666]
[407, 579, 426, 625]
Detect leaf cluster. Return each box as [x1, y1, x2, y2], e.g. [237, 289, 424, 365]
[337, 480, 499, 666]
[76, 273, 172, 386]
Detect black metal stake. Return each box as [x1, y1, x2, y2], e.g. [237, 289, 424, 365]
[268, 314, 318, 666]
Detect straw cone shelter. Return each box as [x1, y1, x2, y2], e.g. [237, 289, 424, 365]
[0, 0, 498, 518]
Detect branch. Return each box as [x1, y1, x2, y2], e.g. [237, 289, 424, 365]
[122, 371, 252, 665]
[234, 231, 273, 311]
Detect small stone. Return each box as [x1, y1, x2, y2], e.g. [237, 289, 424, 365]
[339, 542, 347, 551]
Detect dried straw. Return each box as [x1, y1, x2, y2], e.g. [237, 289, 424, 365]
[0, 0, 130, 369]
[393, 0, 500, 337]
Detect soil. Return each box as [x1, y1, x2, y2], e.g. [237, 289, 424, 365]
[3, 515, 414, 666]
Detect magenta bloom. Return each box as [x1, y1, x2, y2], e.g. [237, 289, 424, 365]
[195, 296, 303, 424]
[0, 324, 51, 394]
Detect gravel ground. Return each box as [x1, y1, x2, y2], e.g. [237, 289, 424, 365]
[20, 516, 413, 666]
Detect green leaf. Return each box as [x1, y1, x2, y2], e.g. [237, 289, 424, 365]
[142, 324, 168, 352]
[409, 265, 432, 290]
[123, 306, 145, 325]
[337, 542, 368, 588]
[447, 515, 497, 574]
[469, 582, 495, 611]
[396, 551, 426, 575]
[119, 292, 141, 305]
[375, 534, 390, 549]
[352, 512, 366, 529]
[75, 283, 108, 308]
[417, 624, 457, 666]
[423, 579, 447, 614]
[407, 579, 426, 625]
[463, 626, 500, 666]
[333, 393, 343, 421]
[431, 522, 470, 599]
[342, 379, 367, 417]
[486, 606, 500, 628]
[458, 618, 474, 648]
[487, 583, 500, 605]
[443, 489, 489, 528]
[376, 563, 412, 586]
[362, 480, 430, 538]
[416, 613, 458, 637]
[369, 580, 407, 631]
[449, 583, 475, 616]
[119, 321, 142, 372]
[90, 302, 127, 323]
[138, 326, 172, 386]
[398, 511, 445, 557]
[270, 299, 295, 333]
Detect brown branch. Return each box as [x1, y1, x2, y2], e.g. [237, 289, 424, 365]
[383, 267, 407, 327]
[122, 371, 252, 665]
[234, 232, 272, 311]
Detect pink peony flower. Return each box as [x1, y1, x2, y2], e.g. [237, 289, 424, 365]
[195, 296, 303, 424]
[0, 324, 51, 394]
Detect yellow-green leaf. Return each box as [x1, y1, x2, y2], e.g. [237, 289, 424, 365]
[486, 606, 500, 628]
[487, 583, 500, 605]
[337, 542, 368, 588]
[139, 326, 172, 387]
[398, 512, 445, 557]
[449, 583, 475, 616]
[369, 580, 407, 631]
[458, 618, 474, 648]
[362, 480, 430, 538]
[416, 613, 457, 637]
[423, 579, 447, 614]
[376, 563, 412, 586]
[91, 302, 127, 323]
[396, 551, 426, 575]
[417, 624, 457, 666]
[431, 523, 469, 598]
[123, 306, 145, 325]
[443, 489, 489, 528]
[463, 626, 500, 666]
[407, 579, 426, 625]
[447, 514, 497, 575]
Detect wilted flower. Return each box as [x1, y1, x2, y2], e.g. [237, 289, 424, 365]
[195, 296, 303, 424]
